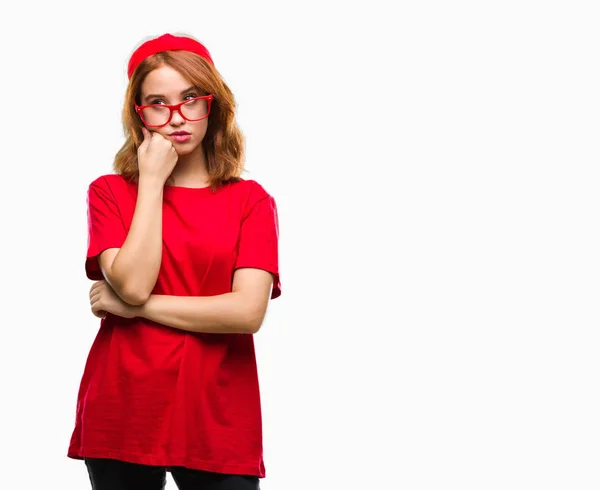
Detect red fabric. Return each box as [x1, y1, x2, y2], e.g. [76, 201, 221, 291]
[68, 174, 280, 478]
[128, 33, 214, 79]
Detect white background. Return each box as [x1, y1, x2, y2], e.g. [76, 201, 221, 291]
[0, 1, 599, 489]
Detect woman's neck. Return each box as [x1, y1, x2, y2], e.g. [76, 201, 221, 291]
[168, 147, 210, 187]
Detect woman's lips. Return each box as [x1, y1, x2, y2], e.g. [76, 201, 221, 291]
[172, 134, 191, 142]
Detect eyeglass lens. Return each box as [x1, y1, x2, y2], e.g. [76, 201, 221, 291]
[142, 99, 209, 126]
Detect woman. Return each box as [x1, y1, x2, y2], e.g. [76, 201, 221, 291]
[67, 33, 281, 490]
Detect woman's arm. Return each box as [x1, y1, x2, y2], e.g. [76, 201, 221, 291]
[99, 177, 164, 305]
[92, 130, 178, 306]
[131, 268, 275, 334]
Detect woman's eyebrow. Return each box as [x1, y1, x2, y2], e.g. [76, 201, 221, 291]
[144, 86, 197, 102]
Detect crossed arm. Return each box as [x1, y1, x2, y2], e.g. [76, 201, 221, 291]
[90, 248, 274, 335]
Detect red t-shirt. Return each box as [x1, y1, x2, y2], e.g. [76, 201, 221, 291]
[67, 174, 281, 478]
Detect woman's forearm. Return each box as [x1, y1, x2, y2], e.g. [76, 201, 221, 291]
[132, 292, 262, 334]
[111, 177, 164, 304]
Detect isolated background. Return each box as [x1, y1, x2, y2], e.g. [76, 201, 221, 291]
[0, 1, 599, 489]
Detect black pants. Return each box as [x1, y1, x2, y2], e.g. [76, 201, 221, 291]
[84, 457, 260, 490]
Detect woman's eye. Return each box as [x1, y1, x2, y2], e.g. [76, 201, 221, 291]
[150, 94, 197, 105]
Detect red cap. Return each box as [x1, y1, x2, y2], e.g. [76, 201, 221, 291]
[127, 33, 214, 79]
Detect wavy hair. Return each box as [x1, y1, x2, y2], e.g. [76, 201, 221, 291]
[114, 43, 244, 190]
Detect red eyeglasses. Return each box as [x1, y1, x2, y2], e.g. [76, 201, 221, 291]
[135, 94, 214, 128]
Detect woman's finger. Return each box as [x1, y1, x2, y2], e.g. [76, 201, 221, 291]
[90, 289, 102, 303]
[90, 281, 105, 298]
[90, 294, 103, 310]
[91, 305, 106, 318]
[89, 281, 103, 296]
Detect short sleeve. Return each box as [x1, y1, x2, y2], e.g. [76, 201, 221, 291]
[234, 190, 281, 299]
[85, 179, 128, 280]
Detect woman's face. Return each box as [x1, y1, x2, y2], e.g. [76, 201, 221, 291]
[139, 65, 209, 156]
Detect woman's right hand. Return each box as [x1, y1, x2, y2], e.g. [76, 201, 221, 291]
[137, 127, 179, 185]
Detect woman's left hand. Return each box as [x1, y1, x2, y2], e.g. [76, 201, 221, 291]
[90, 280, 138, 319]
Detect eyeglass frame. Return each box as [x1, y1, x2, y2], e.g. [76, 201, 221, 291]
[134, 94, 214, 128]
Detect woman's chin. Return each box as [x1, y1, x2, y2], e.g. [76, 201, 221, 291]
[176, 143, 204, 157]
[174, 146, 193, 156]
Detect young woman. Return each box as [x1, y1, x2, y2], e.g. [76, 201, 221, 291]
[67, 33, 281, 490]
